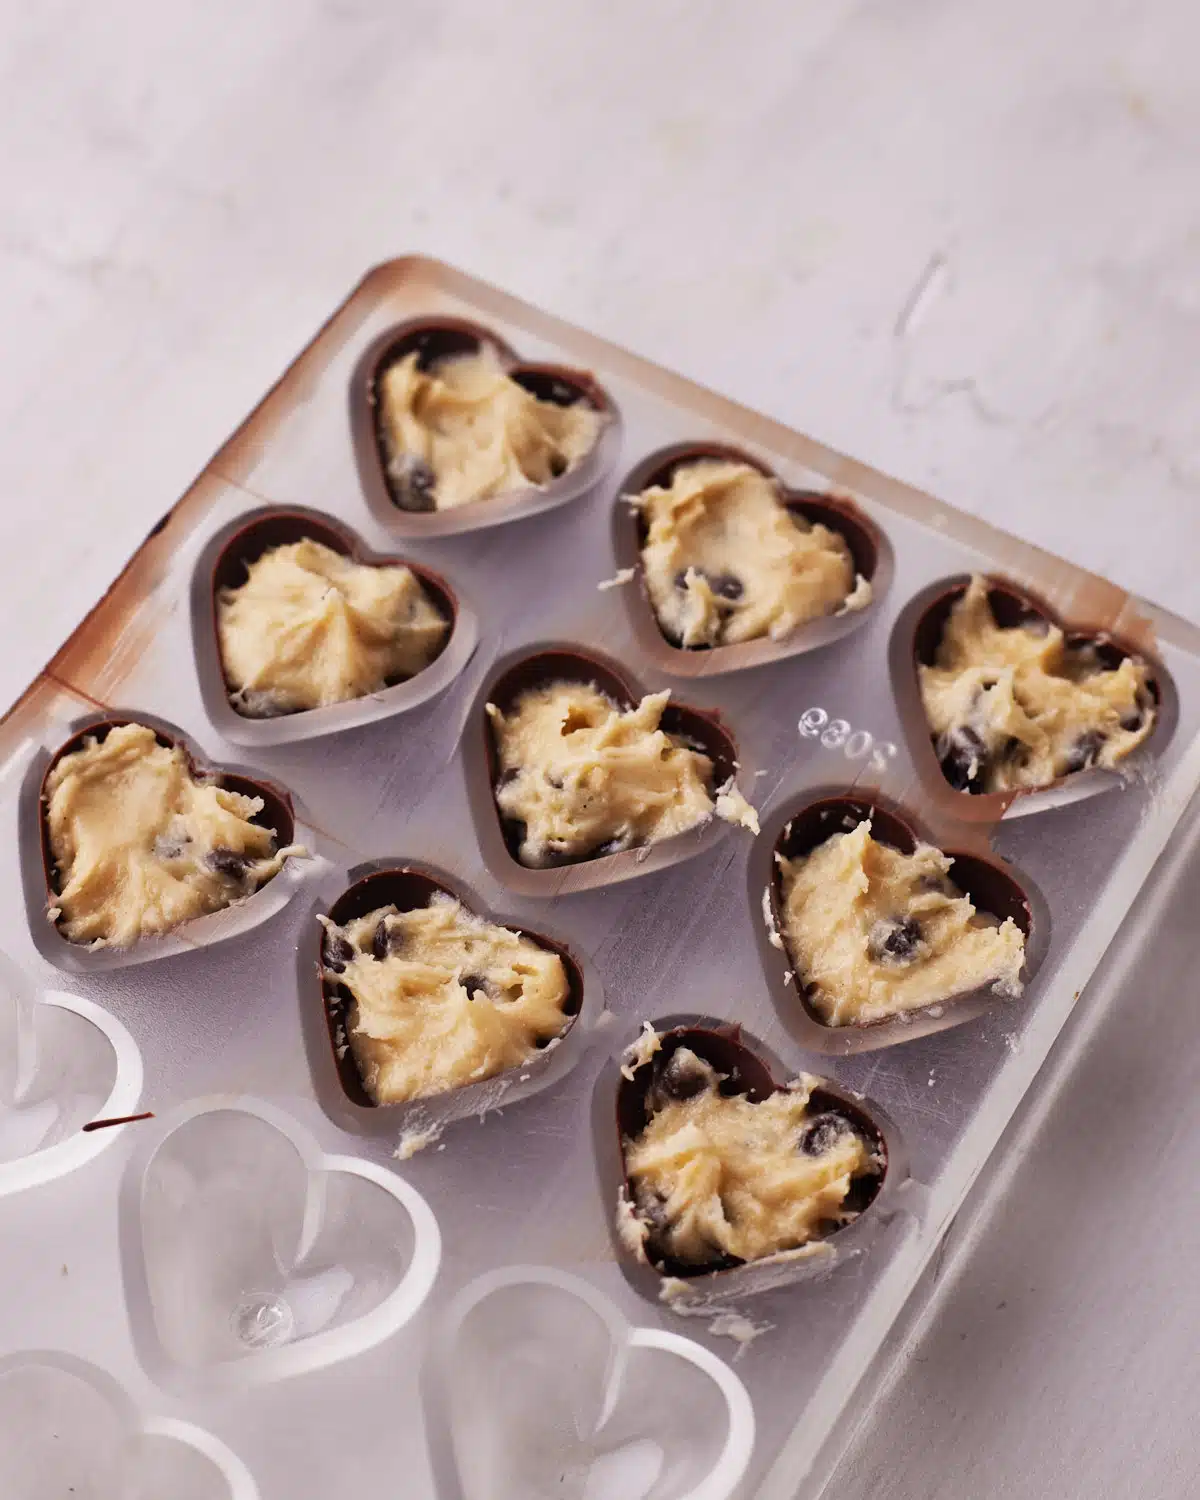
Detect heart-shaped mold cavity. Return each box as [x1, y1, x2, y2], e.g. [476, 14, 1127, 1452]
[600, 1020, 900, 1300]
[191, 504, 478, 746]
[351, 315, 621, 538]
[424, 1265, 755, 1500]
[0, 948, 144, 1196]
[119, 1096, 440, 1391]
[302, 861, 600, 1136]
[750, 791, 1048, 1055]
[464, 643, 744, 896]
[611, 441, 891, 677]
[891, 574, 1178, 820]
[0, 1351, 260, 1500]
[21, 711, 307, 975]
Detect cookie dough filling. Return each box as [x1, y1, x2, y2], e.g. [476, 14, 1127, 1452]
[779, 819, 1025, 1027]
[487, 681, 717, 867]
[44, 723, 302, 948]
[378, 348, 603, 511]
[217, 538, 449, 717]
[919, 574, 1157, 793]
[633, 460, 870, 648]
[320, 893, 573, 1105]
[621, 1047, 879, 1268]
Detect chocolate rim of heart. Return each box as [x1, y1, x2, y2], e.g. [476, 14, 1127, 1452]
[38, 716, 296, 945]
[753, 789, 1047, 1051]
[350, 315, 618, 536]
[475, 645, 739, 881]
[316, 865, 585, 1111]
[900, 573, 1177, 812]
[208, 505, 459, 719]
[613, 1022, 889, 1282]
[610, 440, 890, 676]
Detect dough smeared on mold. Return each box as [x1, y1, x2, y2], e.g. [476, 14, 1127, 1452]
[488, 682, 716, 868]
[919, 574, 1156, 793]
[217, 538, 449, 716]
[321, 893, 573, 1105]
[378, 348, 602, 511]
[44, 723, 302, 948]
[715, 777, 760, 834]
[779, 819, 1025, 1027]
[621, 1021, 662, 1080]
[622, 1047, 879, 1268]
[634, 460, 868, 648]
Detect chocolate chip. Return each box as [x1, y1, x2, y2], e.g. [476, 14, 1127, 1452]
[1063, 729, 1106, 775]
[390, 454, 437, 512]
[869, 916, 923, 964]
[709, 573, 744, 601]
[673, 568, 693, 592]
[323, 931, 354, 972]
[548, 453, 568, 478]
[461, 973, 493, 1000]
[496, 768, 519, 788]
[1120, 709, 1146, 732]
[799, 1113, 855, 1157]
[654, 1051, 713, 1103]
[937, 725, 987, 792]
[371, 919, 396, 961]
[207, 848, 251, 880]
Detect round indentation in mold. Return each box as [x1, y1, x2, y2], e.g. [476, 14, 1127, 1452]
[118, 1096, 441, 1391]
[749, 789, 1049, 1055]
[464, 642, 746, 897]
[891, 573, 1178, 821]
[191, 504, 479, 746]
[350, 315, 622, 538]
[424, 1265, 755, 1500]
[610, 441, 891, 677]
[0, 947, 143, 1196]
[0, 1350, 259, 1499]
[301, 860, 603, 1136]
[20, 710, 310, 975]
[597, 1017, 905, 1301]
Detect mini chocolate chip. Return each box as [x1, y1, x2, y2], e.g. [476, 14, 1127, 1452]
[390, 454, 437, 512]
[496, 767, 519, 788]
[1063, 729, 1106, 775]
[672, 568, 693, 592]
[1120, 709, 1146, 732]
[710, 572, 744, 602]
[799, 1112, 855, 1157]
[371, 920, 393, 961]
[937, 725, 988, 792]
[869, 916, 923, 964]
[654, 1051, 712, 1104]
[323, 931, 354, 972]
[461, 973, 493, 1000]
[207, 848, 250, 880]
[548, 453, 568, 478]
[545, 772, 565, 790]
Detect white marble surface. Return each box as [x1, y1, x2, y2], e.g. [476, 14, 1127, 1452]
[1, 2, 1197, 1495]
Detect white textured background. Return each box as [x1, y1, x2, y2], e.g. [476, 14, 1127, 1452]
[2, 3, 1197, 1495]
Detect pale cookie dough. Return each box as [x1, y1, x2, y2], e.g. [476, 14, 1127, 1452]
[633, 460, 869, 648]
[779, 818, 1025, 1027]
[320, 893, 572, 1105]
[217, 538, 449, 717]
[378, 348, 602, 511]
[920, 574, 1157, 793]
[44, 723, 301, 948]
[622, 1047, 879, 1268]
[488, 682, 716, 867]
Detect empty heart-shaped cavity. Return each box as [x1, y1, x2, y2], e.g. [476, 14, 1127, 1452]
[350, 315, 621, 538]
[750, 791, 1047, 1054]
[120, 1097, 440, 1391]
[610, 441, 891, 677]
[21, 711, 308, 975]
[0, 1351, 259, 1499]
[0, 948, 143, 1195]
[304, 861, 599, 1135]
[464, 644, 744, 896]
[191, 504, 478, 746]
[891, 574, 1178, 819]
[601, 1020, 899, 1300]
[424, 1266, 755, 1500]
